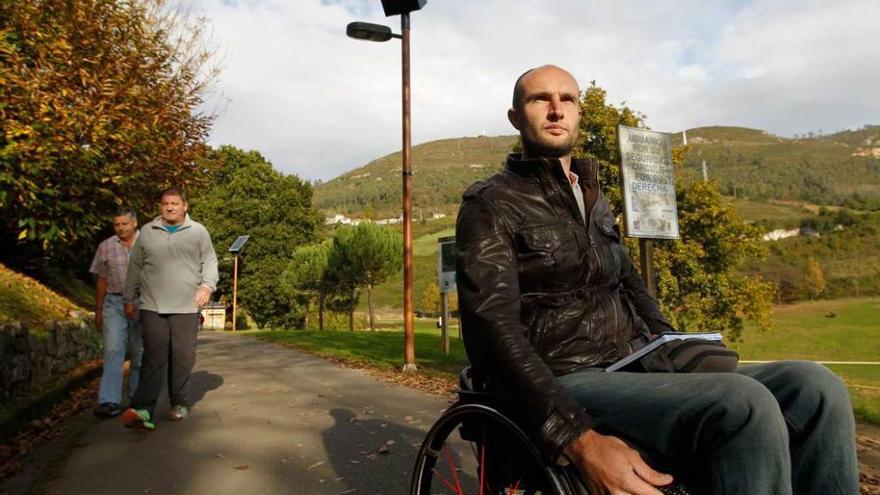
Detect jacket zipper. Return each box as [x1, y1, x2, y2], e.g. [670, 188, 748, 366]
[588, 160, 623, 356]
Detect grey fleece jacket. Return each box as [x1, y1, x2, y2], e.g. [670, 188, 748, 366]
[124, 214, 218, 314]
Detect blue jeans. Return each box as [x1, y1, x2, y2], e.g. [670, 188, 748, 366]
[557, 361, 859, 495]
[98, 294, 143, 405]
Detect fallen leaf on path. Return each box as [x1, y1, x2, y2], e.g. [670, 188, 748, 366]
[308, 461, 325, 470]
[233, 464, 250, 470]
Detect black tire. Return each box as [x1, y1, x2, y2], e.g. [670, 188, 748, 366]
[410, 402, 570, 495]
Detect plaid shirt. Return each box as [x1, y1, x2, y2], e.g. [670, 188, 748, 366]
[89, 232, 138, 294]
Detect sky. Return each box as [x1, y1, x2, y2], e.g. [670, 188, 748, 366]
[191, 0, 880, 181]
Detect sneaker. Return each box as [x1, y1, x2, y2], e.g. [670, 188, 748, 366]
[94, 402, 121, 419]
[122, 408, 155, 431]
[168, 405, 189, 421]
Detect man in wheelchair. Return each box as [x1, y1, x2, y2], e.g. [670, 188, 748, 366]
[453, 65, 858, 494]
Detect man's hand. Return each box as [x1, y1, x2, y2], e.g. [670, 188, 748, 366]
[564, 429, 672, 495]
[94, 310, 103, 333]
[124, 302, 139, 320]
[195, 286, 211, 308]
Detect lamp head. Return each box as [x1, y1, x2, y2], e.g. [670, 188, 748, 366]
[346, 22, 394, 42]
[380, 0, 427, 16]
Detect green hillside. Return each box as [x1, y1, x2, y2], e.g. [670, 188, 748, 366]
[678, 126, 880, 207]
[313, 135, 515, 219]
[315, 126, 880, 221]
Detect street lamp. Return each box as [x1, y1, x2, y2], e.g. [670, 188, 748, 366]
[347, 0, 426, 372]
[228, 235, 250, 331]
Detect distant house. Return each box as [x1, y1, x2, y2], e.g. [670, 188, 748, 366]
[325, 214, 361, 225]
[762, 228, 800, 241]
[762, 226, 822, 241]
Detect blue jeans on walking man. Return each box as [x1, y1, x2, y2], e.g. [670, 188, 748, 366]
[99, 294, 143, 405]
[558, 360, 859, 495]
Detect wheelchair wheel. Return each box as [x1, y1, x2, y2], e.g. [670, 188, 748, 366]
[410, 402, 569, 495]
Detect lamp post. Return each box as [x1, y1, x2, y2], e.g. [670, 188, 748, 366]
[228, 235, 250, 331]
[347, 0, 426, 372]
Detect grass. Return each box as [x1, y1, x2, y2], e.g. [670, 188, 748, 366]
[726, 197, 814, 227]
[250, 320, 467, 378]
[730, 297, 880, 424]
[253, 297, 880, 425]
[0, 263, 83, 327]
[826, 364, 880, 424]
[729, 297, 880, 361]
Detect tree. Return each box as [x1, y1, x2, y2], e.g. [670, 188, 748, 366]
[192, 146, 321, 329]
[281, 242, 330, 330]
[327, 223, 402, 332]
[0, 0, 218, 268]
[420, 281, 441, 316]
[571, 83, 773, 339]
[803, 258, 826, 300]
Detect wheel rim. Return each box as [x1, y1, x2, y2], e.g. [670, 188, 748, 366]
[411, 403, 564, 495]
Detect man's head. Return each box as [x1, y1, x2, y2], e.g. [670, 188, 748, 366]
[159, 187, 188, 225]
[508, 65, 581, 159]
[112, 207, 137, 241]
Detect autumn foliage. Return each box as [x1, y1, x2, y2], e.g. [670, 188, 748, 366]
[0, 0, 217, 264]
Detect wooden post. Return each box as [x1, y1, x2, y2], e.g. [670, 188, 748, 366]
[232, 254, 239, 332]
[440, 291, 449, 355]
[639, 238, 656, 298]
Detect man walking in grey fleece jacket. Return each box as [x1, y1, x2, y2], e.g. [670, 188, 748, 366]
[121, 187, 218, 431]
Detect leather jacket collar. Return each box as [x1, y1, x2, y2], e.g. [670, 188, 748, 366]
[505, 153, 598, 190]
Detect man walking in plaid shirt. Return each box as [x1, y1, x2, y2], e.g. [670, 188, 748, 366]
[89, 207, 143, 418]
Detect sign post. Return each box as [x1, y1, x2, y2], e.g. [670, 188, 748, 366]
[437, 236, 456, 355]
[617, 125, 680, 295]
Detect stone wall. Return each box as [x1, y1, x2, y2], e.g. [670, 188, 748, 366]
[0, 319, 100, 404]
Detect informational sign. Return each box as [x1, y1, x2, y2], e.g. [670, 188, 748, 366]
[618, 125, 680, 239]
[437, 236, 456, 294]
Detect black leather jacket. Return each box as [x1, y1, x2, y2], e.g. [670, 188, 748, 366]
[456, 154, 674, 462]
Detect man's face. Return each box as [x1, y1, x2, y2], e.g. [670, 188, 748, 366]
[509, 66, 581, 158]
[160, 194, 188, 225]
[112, 215, 136, 240]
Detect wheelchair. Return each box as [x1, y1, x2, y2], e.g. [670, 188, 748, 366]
[409, 368, 694, 495]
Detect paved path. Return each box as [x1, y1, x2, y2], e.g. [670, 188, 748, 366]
[38, 331, 451, 495]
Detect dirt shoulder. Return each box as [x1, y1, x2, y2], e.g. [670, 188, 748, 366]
[859, 423, 880, 494]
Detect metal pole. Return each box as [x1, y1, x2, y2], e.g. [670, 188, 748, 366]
[232, 255, 239, 331]
[440, 291, 449, 355]
[401, 12, 416, 371]
[639, 239, 656, 298]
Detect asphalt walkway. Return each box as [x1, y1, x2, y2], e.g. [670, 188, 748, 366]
[36, 331, 451, 495]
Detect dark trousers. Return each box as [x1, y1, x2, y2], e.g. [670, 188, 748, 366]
[558, 361, 859, 495]
[131, 311, 199, 417]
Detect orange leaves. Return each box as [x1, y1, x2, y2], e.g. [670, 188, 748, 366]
[1, 0, 218, 259]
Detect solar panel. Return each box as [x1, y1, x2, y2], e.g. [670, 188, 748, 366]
[229, 235, 250, 253]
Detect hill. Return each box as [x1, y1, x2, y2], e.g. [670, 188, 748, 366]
[314, 126, 880, 220]
[313, 135, 515, 219]
[677, 126, 880, 207]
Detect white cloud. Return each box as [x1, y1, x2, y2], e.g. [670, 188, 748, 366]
[193, 0, 880, 180]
